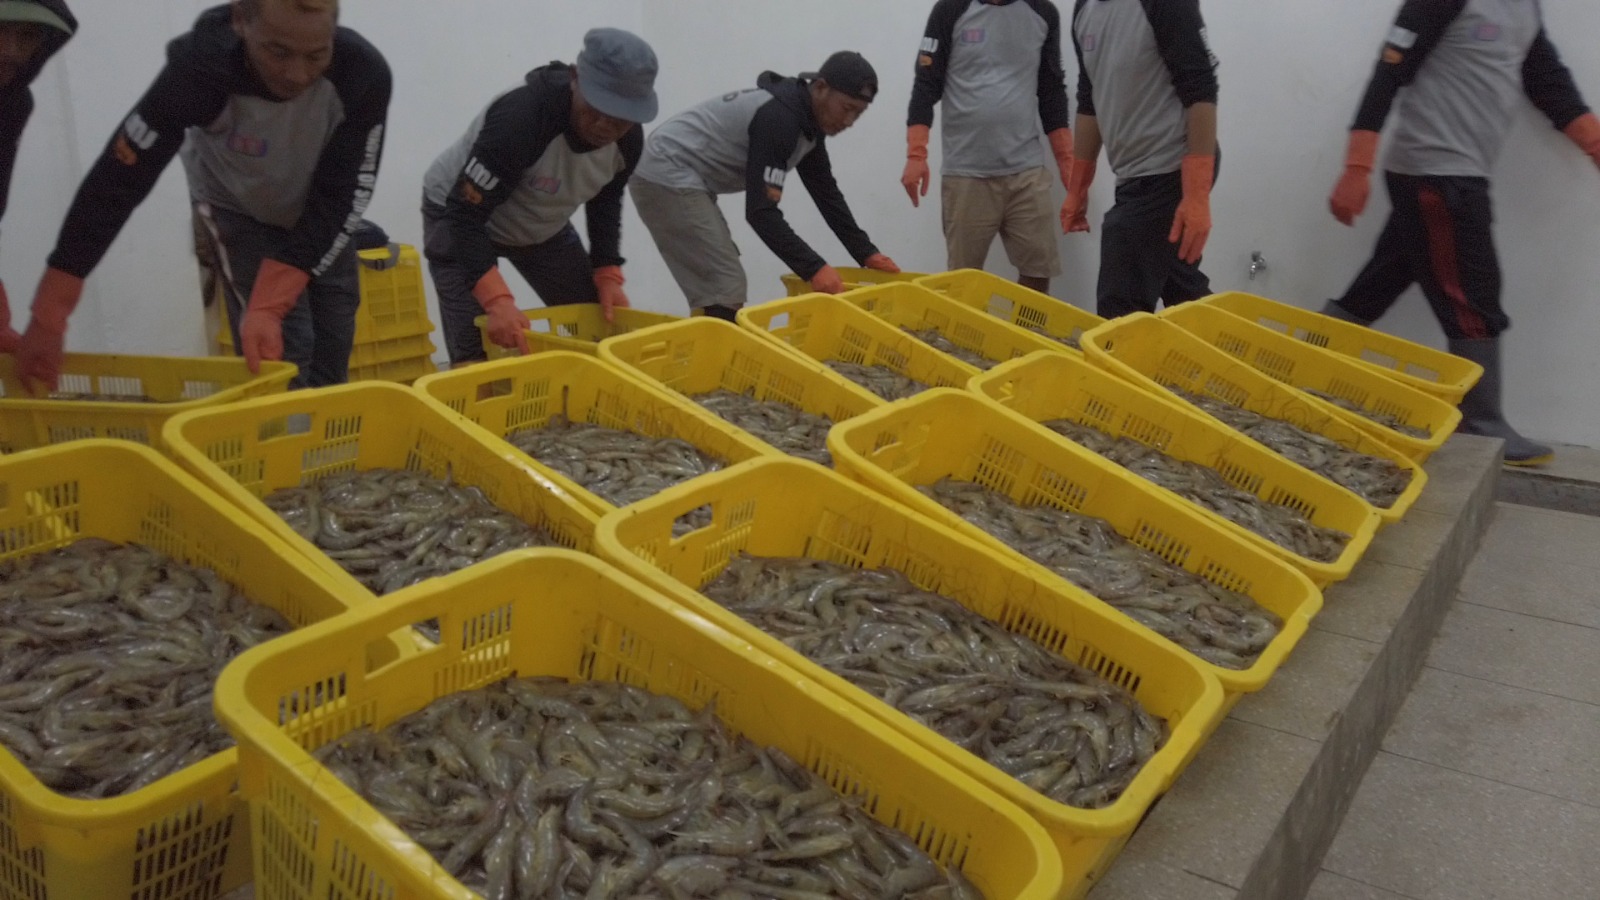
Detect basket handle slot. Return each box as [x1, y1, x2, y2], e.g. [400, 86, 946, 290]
[765, 311, 790, 332]
[474, 378, 514, 402]
[258, 412, 312, 442]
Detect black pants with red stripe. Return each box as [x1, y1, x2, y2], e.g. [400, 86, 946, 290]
[1332, 172, 1506, 340]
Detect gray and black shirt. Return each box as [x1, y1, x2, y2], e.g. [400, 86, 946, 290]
[48, 4, 391, 279]
[423, 63, 640, 282]
[1072, 0, 1218, 181]
[1353, 0, 1588, 178]
[907, 0, 1071, 178]
[632, 72, 878, 281]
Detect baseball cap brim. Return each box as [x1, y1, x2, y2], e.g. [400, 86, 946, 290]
[0, 2, 71, 34]
[576, 59, 658, 124]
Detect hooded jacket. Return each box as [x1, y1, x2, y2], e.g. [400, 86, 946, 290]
[632, 71, 878, 281]
[47, 4, 390, 280]
[421, 62, 642, 284]
[0, 0, 75, 229]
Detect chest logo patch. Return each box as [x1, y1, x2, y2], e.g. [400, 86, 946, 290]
[958, 28, 986, 45]
[226, 130, 269, 158]
[1474, 22, 1502, 42]
[1082, 33, 1098, 53]
[533, 175, 562, 194]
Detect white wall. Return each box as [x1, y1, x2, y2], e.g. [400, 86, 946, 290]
[5, 1, 1599, 444]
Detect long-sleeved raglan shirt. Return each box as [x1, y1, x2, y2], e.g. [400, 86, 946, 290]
[631, 72, 878, 281]
[422, 63, 640, 282]
[46, 4, 390, 280]
[1352, 0, 1588, 178]
[0, 0, 74, 242]
[1072, 0, 1218, 181]
[907, 0, 1071, 177]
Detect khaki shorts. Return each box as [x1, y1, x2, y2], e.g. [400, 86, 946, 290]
[941, 167, 1061, 279]
[629, 177, 747, 309]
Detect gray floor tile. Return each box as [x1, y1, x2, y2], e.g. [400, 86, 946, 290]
[1525, 442, 1600, 483]
[1470, 503, 1600, 570]
[1229, 628, 1379, 742]
[1424, 602, 1600, 705]
[1315, 560, 1428, 644]
[1324, 752, 1600, 900]
[1458, 545, 1600, 629]
[1308, 870, 1418, 900]
[1381, 666, 1600, 808]
[1087, 856, 1236, 900]
[1112, 718, 1321, 889]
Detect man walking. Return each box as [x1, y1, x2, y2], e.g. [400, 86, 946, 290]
[902, 0, 1073, 294]
[17, 0, 389, 389]
[1324, 0, 1600, 467]
[1061, 0, 1219, 319]
[629, 51, 899, 321]
[422, 28, 657, 365]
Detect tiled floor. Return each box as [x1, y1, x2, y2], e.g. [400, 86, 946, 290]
[1313, 502, 1600, 900]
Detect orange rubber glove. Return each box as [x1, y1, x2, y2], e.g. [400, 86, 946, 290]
[0, 280, 18, 353]
[1169, 154, 1215, 264]
[473, 266, 530, 354]
[809, 265, 845, 294]
[1563, 112, 1600, 171]
[16, 267, 85, 393]
[902, 124, 931, 207]
[593, 265, 628, 323]
[239, 259, 309, 374]
[1329, 130, 1379, 226]
[1061, 157, 1096, 233]
[1047, 127, 1075, 190]
[863, 253, 900, 273]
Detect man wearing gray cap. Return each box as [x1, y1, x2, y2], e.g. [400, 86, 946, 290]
[630, 50, 899, 321]
[423, 27, 657, 363]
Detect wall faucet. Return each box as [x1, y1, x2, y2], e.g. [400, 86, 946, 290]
[1249, 251, 1268, 280]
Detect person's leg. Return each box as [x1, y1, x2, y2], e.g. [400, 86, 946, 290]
[1326, 177, 1419, 324]
[302, 241, 360, 387]
[196, 203, 318, 387]
[942, 174, 1003, 273]
[500, 223, 599, 307]
[1095, 174, 1178, 318]
[422, 202, 502, 365]
[629, 177, 747, 313]
[996, 167, 1062, 295]
[1402, 175, 1546, 464]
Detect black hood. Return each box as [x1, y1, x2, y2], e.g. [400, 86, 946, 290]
[757, 70, 819, 139]
[527, 60, 573, 90]
[0, 0, 75, 100]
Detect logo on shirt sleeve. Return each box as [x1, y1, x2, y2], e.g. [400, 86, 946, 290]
[918, 37, 937, 67]
[763, 166, 787, 203]
[113, 112, 159, 165]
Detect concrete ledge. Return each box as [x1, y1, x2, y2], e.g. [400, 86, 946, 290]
[1090, 434, 1502, 900]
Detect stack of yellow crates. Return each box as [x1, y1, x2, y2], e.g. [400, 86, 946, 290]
[215, 243, 439, 383]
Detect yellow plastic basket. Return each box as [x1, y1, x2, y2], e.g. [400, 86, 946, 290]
[215, 245, 436, 352]
[213, 549, 1066, 900]
[971, 351, 1381, 587]
[1198, 291, 1483, 404]
[413, 352, 774, 517]
[916, 268, 1105, 352]
[827, 388, 1323, 694]
[477, 304, 682, 360]
[346, 352, 438, 385]
[160, 381, 598, 600]
[595, 458, 1227, 896]
[1160, 302, 1461, 462]
[737, 293, 979, 394]
[0, 440, 378, 900]
[779, 265, 923, 296]
[1082, 313, 1427, 524]
[0, 353, 296, 453]
[597, 317, 883, 458]
[840, 281, 1066, 371]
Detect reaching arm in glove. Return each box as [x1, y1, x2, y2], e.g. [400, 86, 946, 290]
[1517, 30, 1600, 174]
[1331, 0, 1463, 225]
[1147, 0, 1219, 263]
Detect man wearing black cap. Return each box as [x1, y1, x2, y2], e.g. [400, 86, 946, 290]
[422, 28, 658, 364]
[630, 50, 900, 321]
[17, 0, 390, 390]
[0, 0, 73, 354]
